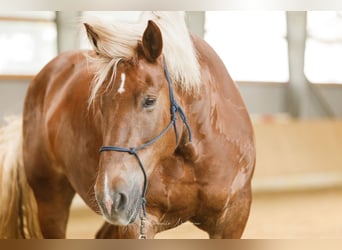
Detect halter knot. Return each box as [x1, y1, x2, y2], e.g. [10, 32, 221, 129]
[141, 197, 146, 206]
[128, 148, 136, 155]
[171, 103, 178, 113]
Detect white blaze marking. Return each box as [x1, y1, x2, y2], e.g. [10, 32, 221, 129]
[104, 173, 113, 214]
[117, 73, 126, 94]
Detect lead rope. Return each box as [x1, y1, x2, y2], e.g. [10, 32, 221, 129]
[139, 204, 147, 239]
[99, 56, 192, 239]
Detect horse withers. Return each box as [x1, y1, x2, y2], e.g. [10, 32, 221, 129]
[0, 12, 255, 238]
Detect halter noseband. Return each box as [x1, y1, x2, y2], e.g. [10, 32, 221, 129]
[98, 56, 192, 238]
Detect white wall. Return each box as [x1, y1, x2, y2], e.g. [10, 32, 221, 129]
[0, 79, 29, 123]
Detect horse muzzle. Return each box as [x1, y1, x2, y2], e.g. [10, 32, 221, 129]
[95, 180, 142, 225]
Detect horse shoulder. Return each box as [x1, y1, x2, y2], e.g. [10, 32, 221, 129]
[187, 35, 255, 182]
[190, 34, 254, 144]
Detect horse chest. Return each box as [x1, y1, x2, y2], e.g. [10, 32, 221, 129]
[147, 158, 199, 213]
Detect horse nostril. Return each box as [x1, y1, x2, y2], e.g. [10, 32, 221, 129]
[112, 192, 128, 212]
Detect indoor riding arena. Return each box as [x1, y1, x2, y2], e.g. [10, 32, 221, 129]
[0, 11, 342, 239]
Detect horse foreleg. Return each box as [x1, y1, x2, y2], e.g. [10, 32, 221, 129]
[95, 219, 157, 239]
[193, 185, 252, 239]
[28, 174, 75, 238]
[96, 222, 139, 239]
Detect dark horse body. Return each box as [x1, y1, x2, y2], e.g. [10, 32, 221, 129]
[1, 13, 255, 238]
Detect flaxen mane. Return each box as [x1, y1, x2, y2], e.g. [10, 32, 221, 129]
[84, 11, 201, 104]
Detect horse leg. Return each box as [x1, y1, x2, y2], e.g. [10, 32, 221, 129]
[95, 222, 137, 239]
[193, 185, 252, 239]
[26, 171, 75, 238]
[96, 220, 157, 239]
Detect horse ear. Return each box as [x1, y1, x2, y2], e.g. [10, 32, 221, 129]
[141, 20, 163, 62]
[84, 23, 100, 53]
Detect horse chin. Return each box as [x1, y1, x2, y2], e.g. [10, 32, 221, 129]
[103, 213, 137, 226]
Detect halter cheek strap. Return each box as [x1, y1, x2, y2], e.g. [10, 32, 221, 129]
[98, 55, 192, 238]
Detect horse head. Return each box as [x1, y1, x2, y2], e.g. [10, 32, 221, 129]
[85, 20, 190, 225]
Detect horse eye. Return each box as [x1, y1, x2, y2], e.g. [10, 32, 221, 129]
[143, 97, 156, 109]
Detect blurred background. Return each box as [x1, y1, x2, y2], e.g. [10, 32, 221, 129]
[0, 11, 341, 238]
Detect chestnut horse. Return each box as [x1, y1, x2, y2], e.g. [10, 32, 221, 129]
[0, 12, 255, 239]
